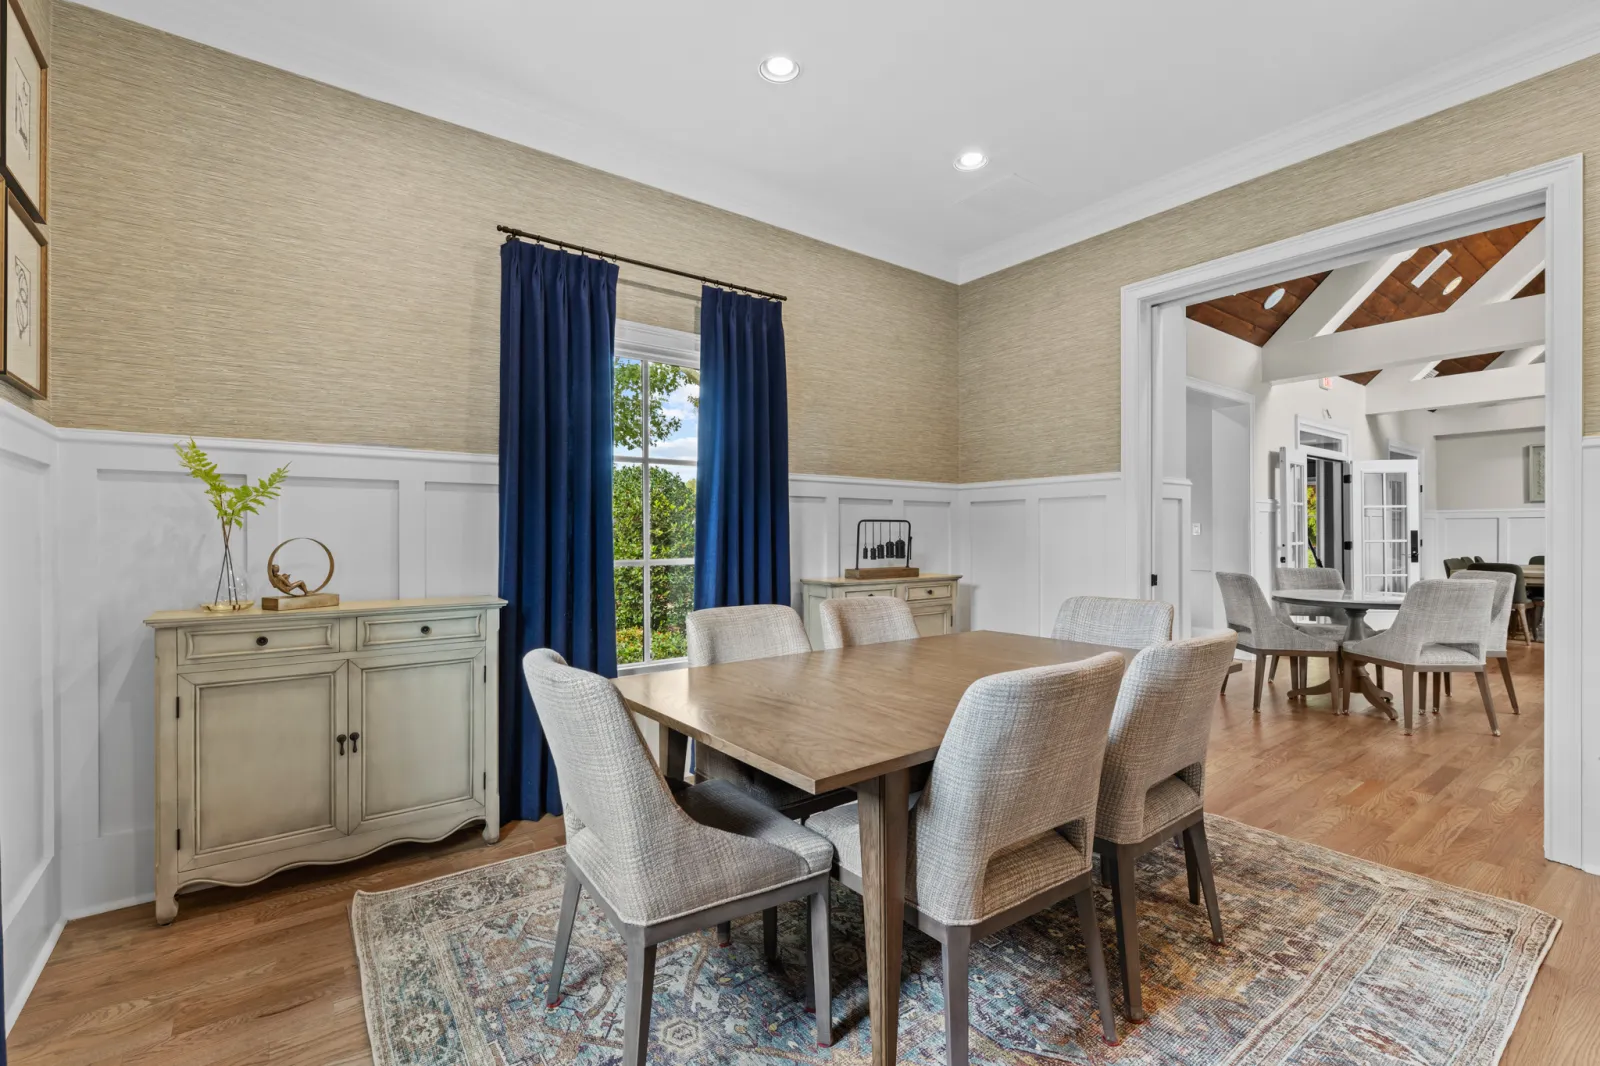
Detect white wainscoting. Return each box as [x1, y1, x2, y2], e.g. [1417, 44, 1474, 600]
[52, 431, 499, 923]
[1, 402, 61, 1032]
[1424, 507, 1547, 577]
[787, 474, 957, 609]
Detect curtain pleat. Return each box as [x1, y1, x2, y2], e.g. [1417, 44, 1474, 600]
[498, 241, 618, 822]
[695, 287, 790, 608]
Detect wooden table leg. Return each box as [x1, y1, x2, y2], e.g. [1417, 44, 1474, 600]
[640, 717, 690, 794]
[858, 769, 910, 1066]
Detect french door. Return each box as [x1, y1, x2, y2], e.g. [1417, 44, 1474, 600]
[1276, 447, 1310, 568]
[1350, 459, 1421, 595]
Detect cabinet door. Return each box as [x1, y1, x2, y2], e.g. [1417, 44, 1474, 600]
[348, 647, 484, 836]
[177, 659, 348, 872]
[909, 603, 952, 637]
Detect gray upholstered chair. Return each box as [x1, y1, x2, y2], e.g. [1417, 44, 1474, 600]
[1443, 556, 1474, 577]
[1341, 579, 1497, 735]
[685, 605, 844, 819]
[523, 649, 837, 1059]
[1447, 569, 1519, 715]
[819, 596, 919, 648]
[1216, 572, 1342, 713]
[1050, 595, 1173, 649]
[1466, 562, 1535, 645]
[1092, 632, 1238, 1021]
[809, 653, 1128, 1058]
[1271, 566, 1350, 688]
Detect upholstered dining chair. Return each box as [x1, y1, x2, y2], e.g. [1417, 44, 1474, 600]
[1093, 631, 1239, 1022]
[819, 596, 919, 648]
[1271, 566, 1349, 687]
[685, 605, 846, 819]
[1466, 562, 1535, 645]
[522, 649, 837, 1060]
[808, 653, 1128, 1059]
[1341, 579, 1497, 736]
[1216, 573, 1343, 713]
[1050, 595, 1173, 649]
[1447, 569, 1519, 715]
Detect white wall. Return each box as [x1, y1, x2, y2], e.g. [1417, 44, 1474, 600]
[1, 403, 61, 1033]
[1185, 389, 1250, 633]
[1436, 429, 1545, 510]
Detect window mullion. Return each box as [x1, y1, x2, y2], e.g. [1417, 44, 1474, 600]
[641, 359, 653, 662]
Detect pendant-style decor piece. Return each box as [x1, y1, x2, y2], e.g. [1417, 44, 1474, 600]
[262, 537, 340, 611]
[845, 518, 919, 579]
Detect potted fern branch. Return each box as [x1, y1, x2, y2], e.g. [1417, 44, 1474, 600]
[175, 439, 289, 611]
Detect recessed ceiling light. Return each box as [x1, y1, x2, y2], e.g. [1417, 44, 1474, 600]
[1412, 248, 1452, 287]
[1263, 287, 1286, 310]
[953, 149, 988, 172]
[758, 55, 800, 83]
[1441, 275, 1462, 295]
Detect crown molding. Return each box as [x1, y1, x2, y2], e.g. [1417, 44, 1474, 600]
[955, 7, 1600, 284]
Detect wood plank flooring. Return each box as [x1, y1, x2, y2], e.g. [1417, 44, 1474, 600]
[10, 643, 1595, 1064]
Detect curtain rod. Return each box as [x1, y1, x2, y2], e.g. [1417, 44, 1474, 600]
[496, 225, 787, 302]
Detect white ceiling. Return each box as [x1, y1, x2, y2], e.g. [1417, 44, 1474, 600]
[77, 0, 1600, 282]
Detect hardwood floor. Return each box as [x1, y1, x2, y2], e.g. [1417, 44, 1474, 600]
[9, 643, 1594, 1064]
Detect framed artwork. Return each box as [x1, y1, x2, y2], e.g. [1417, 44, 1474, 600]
[1, 188, 44, 396]
[1526, 444, 1546, 504]
[3, 0, 44, 221]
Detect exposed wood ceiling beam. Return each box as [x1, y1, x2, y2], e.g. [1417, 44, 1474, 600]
[1364, 363, 1545, 415]
[1261, 295, 1545, 384]
[1266, 252, 1412, 346]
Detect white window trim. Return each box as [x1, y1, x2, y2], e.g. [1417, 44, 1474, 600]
[1294, 414, 1352, 459]
[614, 321, 701, 675]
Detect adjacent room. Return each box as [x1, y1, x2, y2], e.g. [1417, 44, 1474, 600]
[4, 3, 1600, 1064]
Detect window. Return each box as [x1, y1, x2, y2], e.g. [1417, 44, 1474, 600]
[1295, 416, 1351, 457]
[614, 325, 700, 669]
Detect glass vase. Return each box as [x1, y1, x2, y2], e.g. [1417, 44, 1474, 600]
[206, 525, 253, 612]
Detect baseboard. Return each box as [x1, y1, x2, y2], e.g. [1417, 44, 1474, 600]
[4, 916, 64, 1035]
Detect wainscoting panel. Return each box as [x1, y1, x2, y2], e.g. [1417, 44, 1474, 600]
[0, 402, 60, 1031]
[786, 475, 958, 607]
[1426, 508, 1546, 576]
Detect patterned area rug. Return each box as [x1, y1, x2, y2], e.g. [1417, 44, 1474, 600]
[352, 815, 1556, 1065]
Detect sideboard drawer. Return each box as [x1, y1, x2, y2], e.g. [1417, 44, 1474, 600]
[843, 586, 899, 599]
[905, 582, 954, 601]
[357, 609, 485, 650]
[181, 620, 340, 664]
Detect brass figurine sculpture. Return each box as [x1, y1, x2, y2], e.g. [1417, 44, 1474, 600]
[262, 537, 339, 611]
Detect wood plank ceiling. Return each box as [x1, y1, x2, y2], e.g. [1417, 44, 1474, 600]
[1186, 219, 1542, 384]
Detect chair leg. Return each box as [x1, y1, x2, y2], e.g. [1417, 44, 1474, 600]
[716, 921, 732, 947]
[1432, 671, 1441, 714]
[1515, 604, 1532, 646]
[1327, 654, 1341, 714]
[808, 888, 833, 1046]
[1268, 655, 1279, 681]
[941, 925, 971, 1066]
[1185, 820, 1225, 945]
[763, 907, 779, 965]
[1475, 669, 1502, 737]
[1183, 832, 1200, 905]
[1074, 888, 1119, 1045]
[1252, 654, 1267, 713]
[1498, 656, 1521, 714]
[1402, 667, 1415, 735]
[621, 937, 658, 1066]
[1445, 672, 1452, 697]
[1106, 845, 1144, 1022]
[547, 866, 581, 1007]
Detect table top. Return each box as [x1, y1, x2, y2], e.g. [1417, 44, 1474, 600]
[1523, 564, 1544, 585]
[1272, 589, 1407, 611]
[612, 630, 1134, 794]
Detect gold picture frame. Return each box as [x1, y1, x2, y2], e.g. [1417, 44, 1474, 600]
[2, 0, 44, 222]
[1, 187, 45, 397]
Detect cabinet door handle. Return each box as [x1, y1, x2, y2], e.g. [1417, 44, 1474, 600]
[420, 625, 432, 635]
[255, 635, 269, 647]
[336, 733, 348, 756]
[349, 731, 360, 754]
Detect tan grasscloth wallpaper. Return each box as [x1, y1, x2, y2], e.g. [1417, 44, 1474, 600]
[9, 3, 1600, 485]
[32, 3, 959, 481]
[958, 53, 1600, 482]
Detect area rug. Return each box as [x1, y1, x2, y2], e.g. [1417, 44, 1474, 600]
[352, 815, 1556, 1065]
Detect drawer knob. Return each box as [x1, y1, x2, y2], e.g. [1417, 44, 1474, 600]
[336, 733, 348, 756]
[349, 731, 361, 754]
[255, 635, 269, 647]
[421, 625, 432, 635]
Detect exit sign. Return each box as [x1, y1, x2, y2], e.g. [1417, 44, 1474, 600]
[1319, 377, 1333, 390]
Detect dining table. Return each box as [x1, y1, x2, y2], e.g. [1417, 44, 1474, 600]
[612, 629, 1138, 1066]
[1272, 588, 1407, 710]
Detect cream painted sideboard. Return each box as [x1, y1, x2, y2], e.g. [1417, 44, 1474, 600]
[798, 574, 962, 649]
[144, 595, 505, 924]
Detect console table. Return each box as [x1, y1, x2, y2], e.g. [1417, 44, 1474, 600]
[144, 595, 504, 924]
[798, 574, 961, 649]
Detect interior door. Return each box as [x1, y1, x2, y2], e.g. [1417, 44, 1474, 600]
[1276, 447, 1310, 569]
[177, 658, 349, 872]
[1350, 459, 1422, 595]
[347, 647, 485, 836]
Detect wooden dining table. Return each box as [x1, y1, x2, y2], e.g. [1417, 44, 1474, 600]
[612, 629, 1137, 1066]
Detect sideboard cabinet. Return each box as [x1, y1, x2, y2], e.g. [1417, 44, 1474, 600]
[144, 596, 505, 924]
[798, 574, 962, 650]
